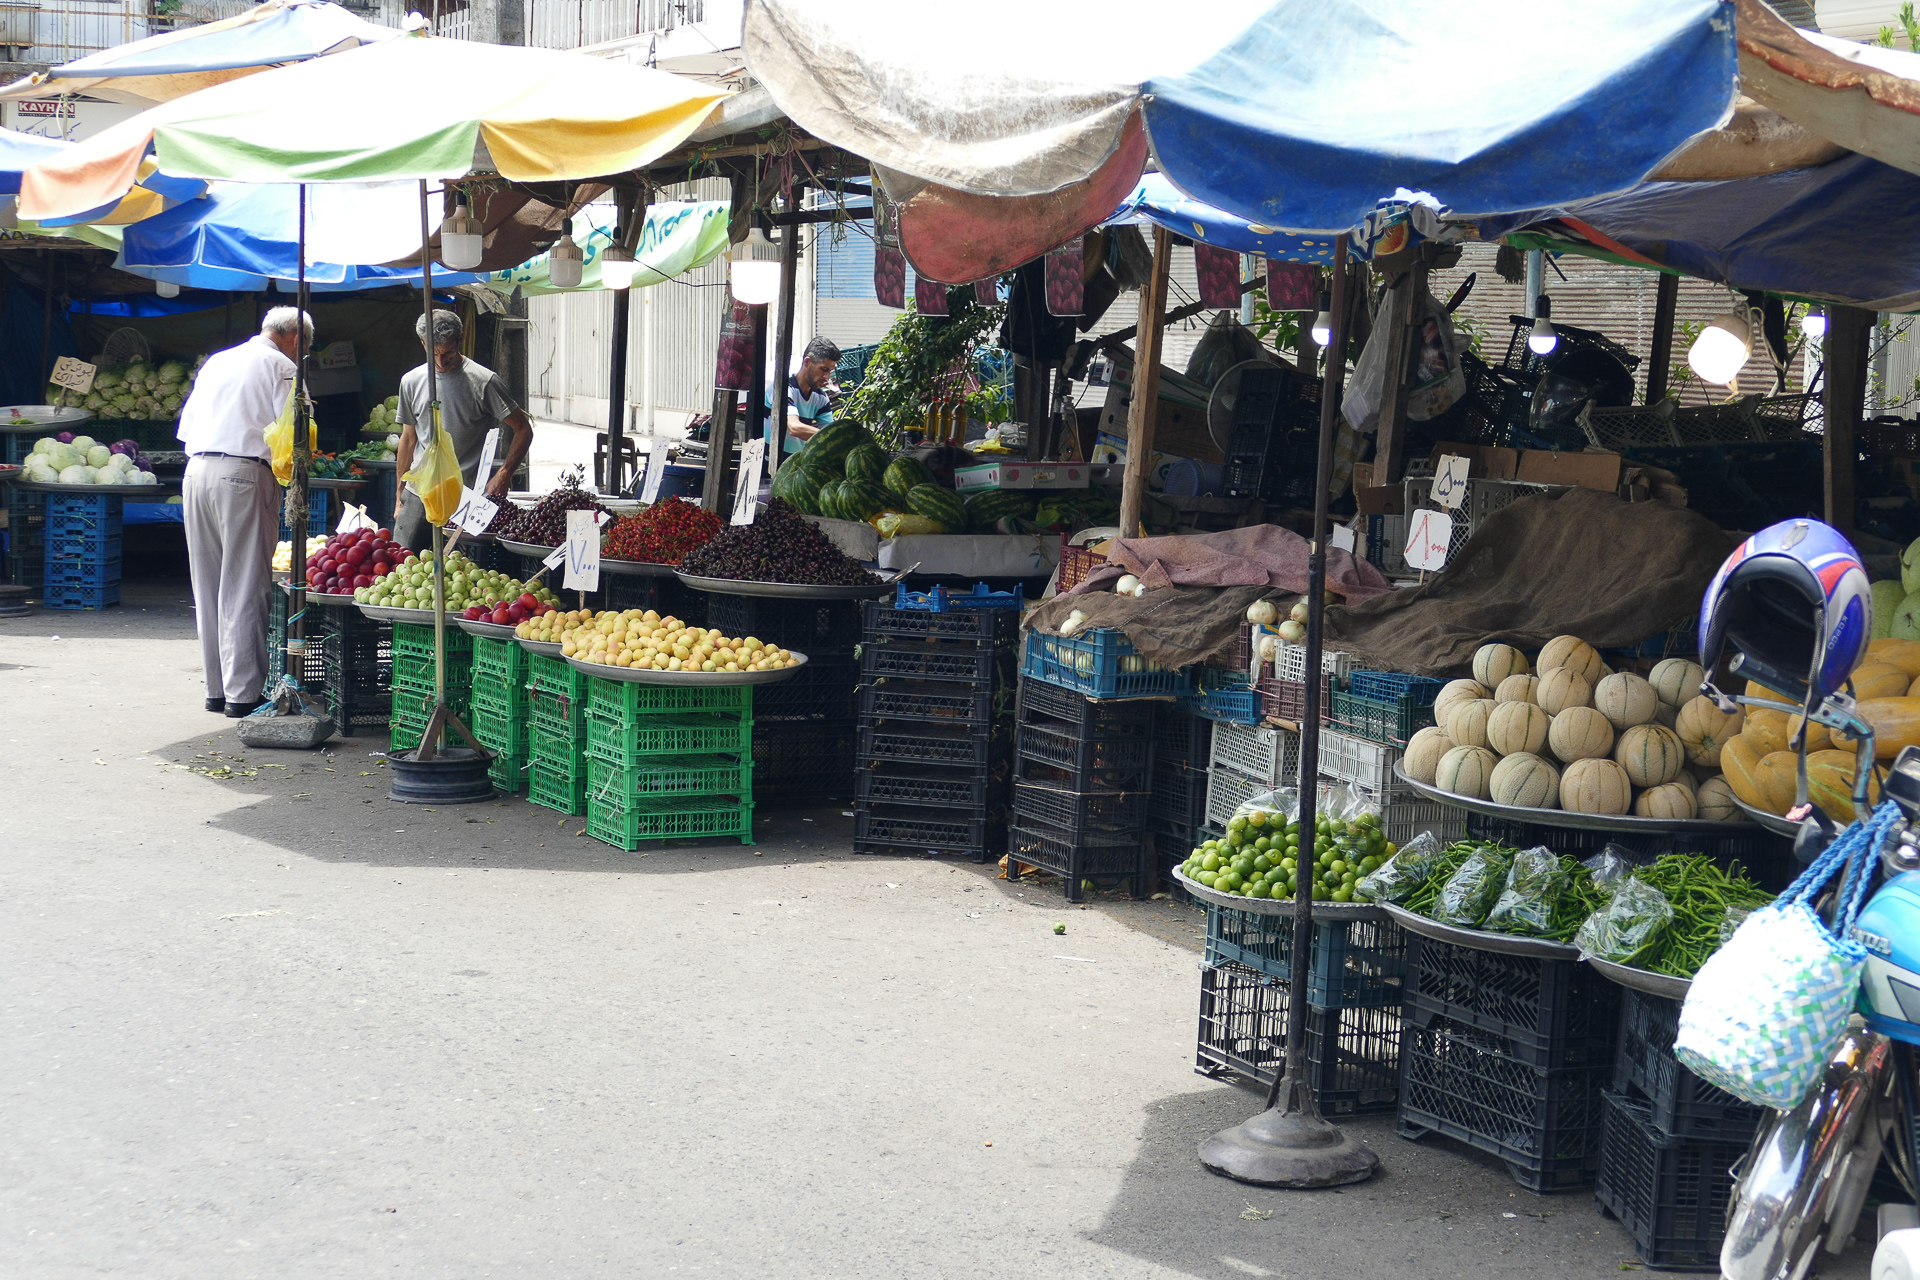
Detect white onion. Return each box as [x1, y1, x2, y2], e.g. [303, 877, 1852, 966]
[1246, 600, 1278, 625]
[1115, 574, 1140, 596]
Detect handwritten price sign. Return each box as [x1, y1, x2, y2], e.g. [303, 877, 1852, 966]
[1430, 454, 1470, 511]
[49, 357, 97, 395]
[1404, 508, 1454, 572]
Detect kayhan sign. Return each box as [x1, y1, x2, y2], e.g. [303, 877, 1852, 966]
[5, 97, 143, 142]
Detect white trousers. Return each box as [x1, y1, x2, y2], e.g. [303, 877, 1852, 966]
[183, 454, 278, 703]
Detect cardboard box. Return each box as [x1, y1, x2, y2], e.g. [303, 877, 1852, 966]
[1353, 483, 1405, 516]
[1426, 441, 1518, 480]
[1099, 373, 1223, 464]
[1516, 449, 1622, 492]
[953, 461, 1090, 492]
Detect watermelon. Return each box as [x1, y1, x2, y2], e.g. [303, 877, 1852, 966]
[905, 483, 965, 533]
[838, 480, 893, 522]
[770, 453, 822, 514]
[883, 456, 936, 500]
[811, 480, 843, 521]
[963, 489, 1035, 532]
[843, 442, 888, 485]
[802, 419, 874, 473]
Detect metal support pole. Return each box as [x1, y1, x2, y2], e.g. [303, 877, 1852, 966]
[288, 184, 311, 678]
[1825, 306, 1874, 537]
[744, 301, 769, 506]
[605, 194, 633, 495]
[1646, 274, 1679, 404]
[1524, 249, 1543, 319]
[769, 215, 801, 461]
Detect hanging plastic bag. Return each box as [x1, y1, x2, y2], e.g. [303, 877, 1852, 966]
[1574, 875, 1673, 965]
[264, 385, 318, 486]
[1484, 847, 1569, 937]
[1355, 830, 1443, 905]
[1582, 844, 1637, 894]
[402, 407, 463, 526]
[1432, 844, 1515, 927]
[1674, 802, 1898, 1109]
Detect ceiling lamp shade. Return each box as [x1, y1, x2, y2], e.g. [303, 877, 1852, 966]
[600, 242, 635, 290]
[155, 279, 179, 297]
[729, 226, 781, 305]
[440, 200, 484, 270]
[1308, 290, 1333, 348]
[548, 218, 584, 289]
[1687, 309, 1752, 385]
[1800, 307, 1826, 339]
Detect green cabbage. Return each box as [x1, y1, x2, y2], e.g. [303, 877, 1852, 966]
[157, 360, 186, 383]
[58, 465, 91, 484]
[71, 434, 95, 451]
[85, 444, 111, 468]
[385, 395, 399, 412]
[31, 437, 53, 456]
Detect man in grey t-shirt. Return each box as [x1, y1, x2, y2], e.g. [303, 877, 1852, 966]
[392, 308, 535, 551]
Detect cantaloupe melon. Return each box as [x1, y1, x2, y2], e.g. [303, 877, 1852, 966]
[1487, 700, 1551, 757]
[1539, 634, 1605, 686]
[1751, 750, 1800, 815]
[1403, 726, 1456, 785]
[1433, 678, 1491, 725]
[1561, 757, 1632, 814]
[1785, 712, 1833, 752]
[1743, 707, 1790, 757]
[1594, 672, 1660, 730]
[1473, 643, 1530, 689]
[1494, 673, 1539, 705]
[1535, 667, 1592, 715]
[1653, 701, 1678, 729]
[1675, 696, 1744, 767]
[1648, 658, 1706, 709]
[1490, 752, 1560, 809]
[1805, 747, 1881, 820]
[1615, 723, 1685, 787]
[1870, 639, 1920, 679]
[1445, 698, 1496, 750]
[1549, 706, 1615, 762]
[1695, 775, 1745, 822]
[1434, 745, 1498, 799]
[1720, 734, 1768, 811]
[1847, 661, 1910, 700]
[1634, 782, 1697, 819]
[1668, 766, 1698, 795]
[1858, 697, 1920, 758]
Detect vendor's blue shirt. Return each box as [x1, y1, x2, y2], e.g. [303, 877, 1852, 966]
[765, 374, 833, 454]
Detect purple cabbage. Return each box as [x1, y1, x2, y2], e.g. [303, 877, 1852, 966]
[56, 431, 73, 443]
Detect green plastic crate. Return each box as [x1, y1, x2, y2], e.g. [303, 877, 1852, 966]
[1328, 688, 1436, 748]
[392, 622, 474, 664]
[528, 764, 586, 815]
[391, 682, 470, 724]
[585, 753, 751, 807]
[527, 652, 588, 701]
[584, 710, 755, 768]
[394, 651, 474, 692]
[470, 703, 528, 757]
[586, 675, 752, 721]
[472, 634, 529, 687]
[585, 795, 754, 850]
[488, 750, 529, 794]
[529, 725, 587, 782]
[471, 671, 529, 719]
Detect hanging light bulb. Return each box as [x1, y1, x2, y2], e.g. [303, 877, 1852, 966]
[728, 226, 782, 306]
[1800, 307, 1827, 339]
[1687, 309, 1752, 385]
[440, 199, 484, 271]
[547, 218, 584, 290]
[1528, 294, 1558, 355]
[1308, 290, 1334, 348]
[600, 243, 636, 291]
[155, 279, 180, 298]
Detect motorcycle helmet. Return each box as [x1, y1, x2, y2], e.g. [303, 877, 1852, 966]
[1697, 519, 1872, 707]
[1853, 870, 1920, 1046]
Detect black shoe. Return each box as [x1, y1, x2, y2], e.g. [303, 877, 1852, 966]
[224, 699, 265, 718]
[206, 697, 226, 713]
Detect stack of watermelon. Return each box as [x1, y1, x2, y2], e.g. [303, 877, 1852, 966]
[767, 419, 1039, 534]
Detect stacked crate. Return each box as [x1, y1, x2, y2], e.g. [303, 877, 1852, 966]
[1594, 988, 1764, 1268]
[388, 623, 473, 755]
[1396, 935, 1621, 1193]
[1149, 705, 1213, 888]
[1196, 902, 1407, 1116]
[278, 492, 330, 542]
[708, 594, 860, 804]
[264, 583, 328, 693]
[469, 635, 531, 794]
[5, 488, 46, 595]
[581, 677, 753, 850]
[1009, 674, 1156, 902]
[853, 596, 1019, 862]
[526, 652, 590, 815]
[43, 493, 122, 610]
[1206, 721, 1301, 831]
[316, 606, 391, 737]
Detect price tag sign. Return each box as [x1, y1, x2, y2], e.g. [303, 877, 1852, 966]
[732, 438, 766, 526]
[49, 357, 96, 395]
[1431, 453, 1471, 511]
[542, 543, 568, 571]
[562, 508, 601, 592]
[1404, 508, 1454, 572]
[640, 451, 666, 504]
[451, 486, 498, 535]
[335, 502, 377, 535]
[1330, 523, 1356, 553]
[473, 427, 500, 492]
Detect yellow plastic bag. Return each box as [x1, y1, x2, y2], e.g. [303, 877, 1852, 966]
[401, 406, 463, 525]
[872, 510, 948, 537]
[264, 387, 319, 486]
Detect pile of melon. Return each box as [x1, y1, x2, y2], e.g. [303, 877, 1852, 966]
[1718, 636, 1920, 818]
[1402, 636, 1749, 820]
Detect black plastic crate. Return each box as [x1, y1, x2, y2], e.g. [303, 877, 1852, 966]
[1406, 933, 1620, 1068]
[859, 676, 1009, 726]
[1206, 905, 1406, 1009]
[859, 641, 1016, 684]
[601, 572, 670, 613]
[1017, 676, 1158, 734]
[708, 593, 862, 654]
[1396, 1014, 1610, 1194]
[1148, 761, 1208, 833]
[853, 803, 1005, 861]
[859, 719, 1010, 768]
[1007, 818, 1149, 901]
[862, 599, 1020, 645]
[1016, 720, 1154, 777]
[1595, 1090, 1746, 1271]
[854, 759, 1010, 811]
[753, 718, 854, 804]
[1153, 705, 1214, 768]
[327, 678, 393, 737]
[1014, 753, 1151, 792]
[1195, 961, 1402, 1115]
[1010, 780, 1147, 839]
[752, 655, 858, 722]
[1153, 829, 1198, 897]
[1463, 813, 1795, 894]
[1612, 988, 1763, 1142]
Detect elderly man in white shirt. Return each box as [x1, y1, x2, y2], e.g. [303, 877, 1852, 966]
[176, 306, 310, 717]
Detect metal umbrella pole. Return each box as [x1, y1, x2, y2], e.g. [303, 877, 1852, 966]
[1199, 233, 1377, 1188]
[286, 183, 311, 682]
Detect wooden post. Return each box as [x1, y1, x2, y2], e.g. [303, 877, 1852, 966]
[1118, 226, 1172, 538]
[1371, 259, 1425, 487]
[1024, 361, 1051, 457]
[1646, 273, 1679, 404]
[769, 211, 802, 461]
[1824, 306, 1874, 535]
[700, 387, 738, 513]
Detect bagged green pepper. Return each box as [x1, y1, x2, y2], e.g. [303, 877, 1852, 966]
[1573, 874, 1674, 966]
[1483, 846, 1568, 937]
[1354, 831, 1442, 905]
[1432, 845, 1516, 927]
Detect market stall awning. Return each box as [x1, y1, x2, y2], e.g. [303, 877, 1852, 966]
[1478, 151, 1920, 312]
[1, 126, 203, 225]
[484, 199, 731, 295]
[1736, 0, 1920, 180]
[0, 0, 396, 107]
[744, 0, 1738, 235]
[0, 126, 62, 194]
[17, 30, 727, 222]
[1104, 174, 1391, 265]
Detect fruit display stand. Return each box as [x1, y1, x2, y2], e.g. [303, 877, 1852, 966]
[387, 620, 474, 755]
[41, 491, 124, 611]
[459, 618, 530, 793]
[523, 640, 590, 815]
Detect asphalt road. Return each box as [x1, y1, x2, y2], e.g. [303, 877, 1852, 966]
[0, 581, 1876, 1279]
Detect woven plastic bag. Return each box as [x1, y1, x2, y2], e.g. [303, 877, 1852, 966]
[1673, 801, 1899, 1109]
[402, 406, 463, 526]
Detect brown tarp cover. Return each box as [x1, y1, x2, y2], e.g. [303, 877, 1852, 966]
[1323, 488, 1738, 678]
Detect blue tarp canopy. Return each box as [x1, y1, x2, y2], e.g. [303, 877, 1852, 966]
[1103, 173, 1417, 264]
[0, 126, 62, 195]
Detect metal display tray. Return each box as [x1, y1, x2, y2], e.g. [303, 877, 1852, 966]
[0, 406, 91, 431]
[1171, 867, 1385, 919]
[1378, 901, 1581, 959]
[599, 557, 679, 577]
[1586, 955, 1691, 1000]
[309, 477, 369, 490]
[517, 637, 564, 658]
[564, 652, 808, 686]
[6, 478, 170, 494]
[454, 618, 521, 641]
[1393, 764, 1759, 835]
[303, 590, 360, 607]
[1731, 795, 1799, 837]
[674, 572, 895, 600]
[497, 538, 558, 560]
[357, 603, 443, 625]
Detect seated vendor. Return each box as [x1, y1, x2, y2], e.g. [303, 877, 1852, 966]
[764, 336, 840, 456]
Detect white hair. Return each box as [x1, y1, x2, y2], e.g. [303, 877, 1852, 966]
[261, 307, 313, 342]
[416, 308, 463, 348]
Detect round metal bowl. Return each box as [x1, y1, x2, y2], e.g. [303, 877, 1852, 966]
[1585, 955, 1691, 1000]
[1393, 764, 1761, 835]
[517, 637, 564, 658]
[1171, 866, 1385, 919]
[498, 538, 558, 560]
[7, 478, 170, 494]
[673, 572, 894, 600]
[303, 590, 360, 607]
[356, 603, 441, 625]
[1377, 901, 1582, 959]
[0, 405, 91, 432]
[309, 476, 369, 491]
[1731, 795, 1800, 837]
[454, 617, 521, 641]
[563, 651, 809, 686]
[600, 557, 680, 578]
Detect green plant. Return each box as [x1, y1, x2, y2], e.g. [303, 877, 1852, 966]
[843, 285, 1008, 447]
[1879, 2, 1920, 46]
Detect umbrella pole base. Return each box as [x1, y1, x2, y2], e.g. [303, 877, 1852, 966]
[1198, 1075, 1379, 1189]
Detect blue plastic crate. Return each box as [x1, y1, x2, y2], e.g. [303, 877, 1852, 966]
[43, 530, 121, 561]
[1346, 671, 1444, 703]
[1021, 627, 1192, 701]
[44, 580, 120, 610]
[45, 555, 122, 586]
[279, 497, 330, 540]
[1179, 683, 1262, 725]
[892, 581, 1025, 612]
[45, 495, 123, 533]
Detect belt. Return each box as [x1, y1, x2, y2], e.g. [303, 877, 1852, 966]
[192, 451, 271, 466]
